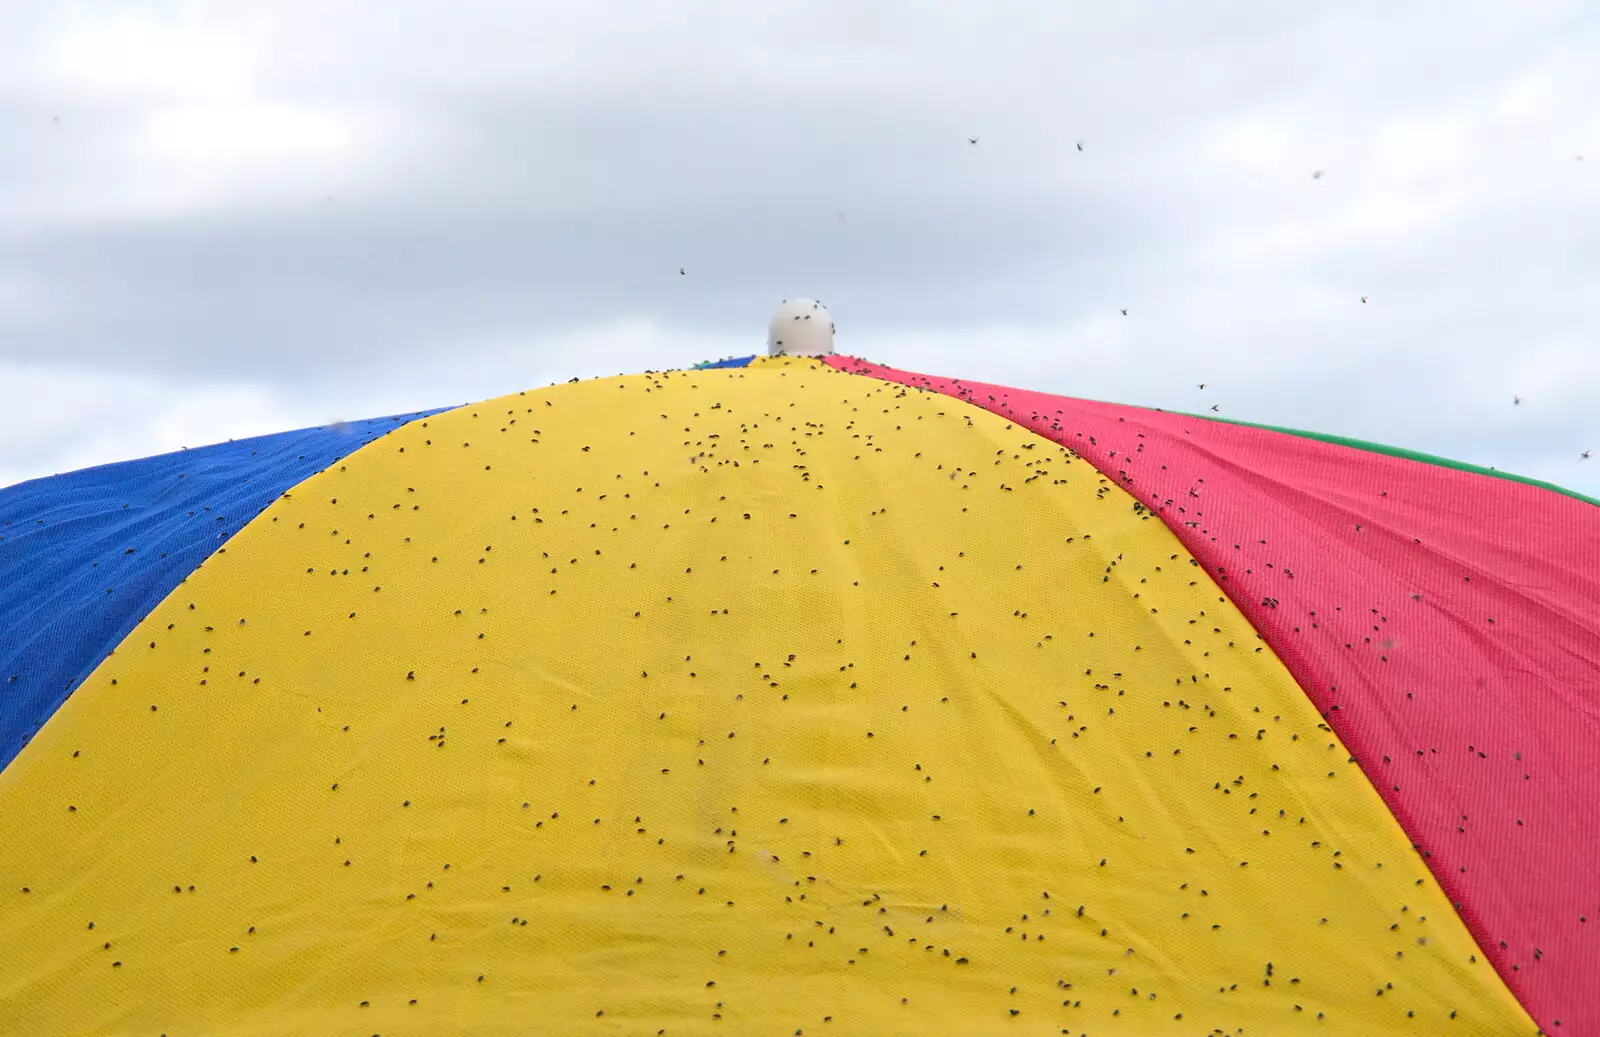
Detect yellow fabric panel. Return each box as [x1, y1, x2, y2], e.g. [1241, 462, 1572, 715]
[0, 357, 1531, 1036]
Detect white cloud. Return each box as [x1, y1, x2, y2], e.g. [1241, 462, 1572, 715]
[0, 320, 756, 488]
[0, 362, 310, 488]
[33, 13, 264, 101]
[111, 100, 394, 219]
[1, 6, 424, 226]
[0, 1, 1594, 501]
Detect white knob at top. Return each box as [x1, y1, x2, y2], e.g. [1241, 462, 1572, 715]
[767, 298, 835, 356]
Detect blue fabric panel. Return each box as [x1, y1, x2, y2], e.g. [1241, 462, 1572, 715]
[0, 409, 447, 772]
[691, 356, 756, 369]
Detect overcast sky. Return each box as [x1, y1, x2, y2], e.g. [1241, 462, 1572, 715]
[2, 2, 1596, 496]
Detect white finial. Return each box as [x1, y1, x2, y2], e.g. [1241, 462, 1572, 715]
[767, 297, 835, 357]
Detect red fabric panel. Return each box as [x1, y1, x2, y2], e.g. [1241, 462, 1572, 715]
[827, 355, 1600, 1034]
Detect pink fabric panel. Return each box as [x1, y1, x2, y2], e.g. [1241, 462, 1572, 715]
[827, 355, 1600, 1034]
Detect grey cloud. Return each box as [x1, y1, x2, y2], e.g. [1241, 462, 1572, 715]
[0, 1, 1596, 495]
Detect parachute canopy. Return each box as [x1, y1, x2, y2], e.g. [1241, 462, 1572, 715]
[2, 355, 1595, 1036]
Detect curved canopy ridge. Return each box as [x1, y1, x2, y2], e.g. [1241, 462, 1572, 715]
[0, 358, 1530, 1035]
[825, 355, 1600, 1034]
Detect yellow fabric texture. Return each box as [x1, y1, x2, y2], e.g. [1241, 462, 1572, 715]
[0, 358, 1530, 1036]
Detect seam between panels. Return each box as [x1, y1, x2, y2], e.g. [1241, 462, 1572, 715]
[0, 407, 450, 776]
[823, 355, 1537, 1026]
